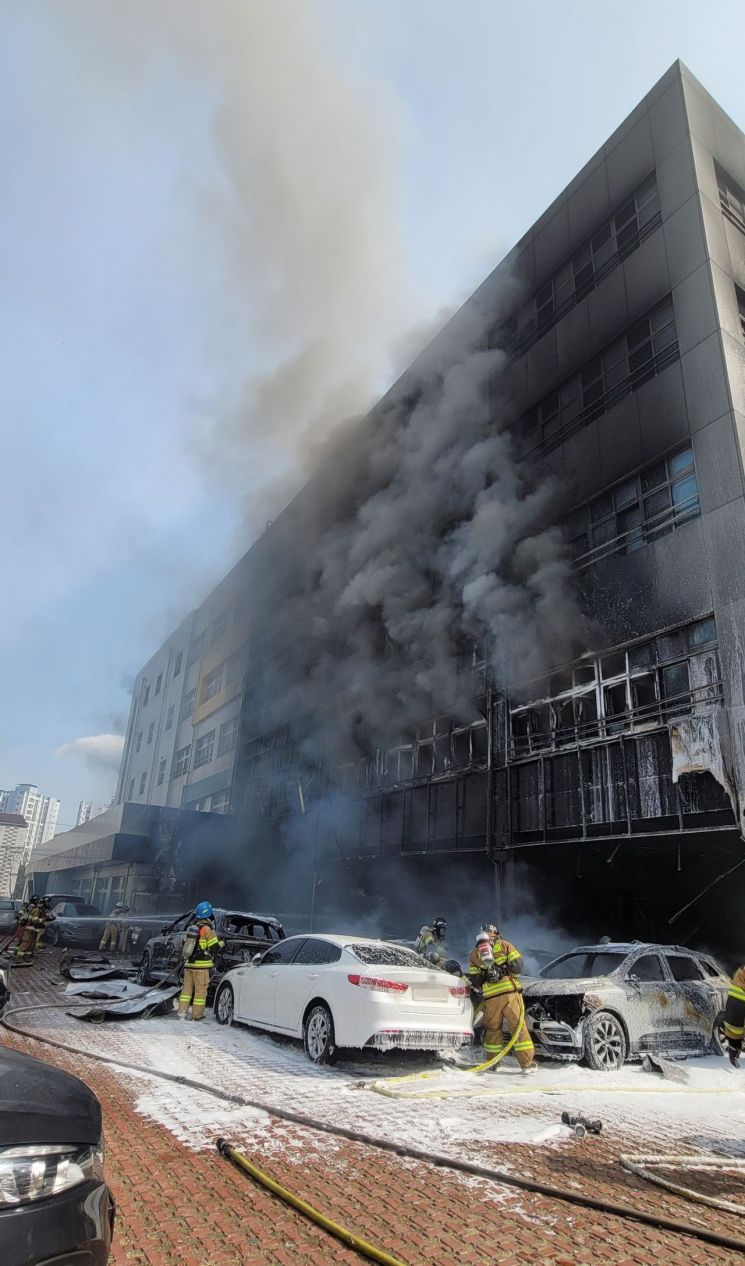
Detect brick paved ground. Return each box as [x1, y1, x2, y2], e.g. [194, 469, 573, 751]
[4, 953, 745, 1264]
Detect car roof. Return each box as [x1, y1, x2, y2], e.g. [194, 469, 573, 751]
[281, 933, 415, 948]
[556, 942, 710, 956]
[214, 910, 283, 927]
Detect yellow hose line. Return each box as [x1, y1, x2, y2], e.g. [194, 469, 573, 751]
[218, 1139, 408, 1266]
[370, 993, 525, 1098]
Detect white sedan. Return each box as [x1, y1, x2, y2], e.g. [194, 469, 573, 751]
[213, 933, 473, 1063]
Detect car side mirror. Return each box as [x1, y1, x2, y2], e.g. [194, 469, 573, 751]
[252, 953, 262, 966]
[161, 924, 170, 934]
[626, 973, 640, 983]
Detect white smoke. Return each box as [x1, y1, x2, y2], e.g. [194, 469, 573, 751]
[55, 734, 124, 773]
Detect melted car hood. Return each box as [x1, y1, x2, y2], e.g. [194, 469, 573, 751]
[524, 974, 616, 996]
[0, 1046, 101, 1146]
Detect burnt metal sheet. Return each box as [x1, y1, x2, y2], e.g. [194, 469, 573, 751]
[69, 983, 181, 1022]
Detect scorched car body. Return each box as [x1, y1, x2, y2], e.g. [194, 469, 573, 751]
[523, 941, 729, 1070]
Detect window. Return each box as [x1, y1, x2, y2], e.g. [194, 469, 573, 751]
[511, 618, 720, 755]
[174, 650, 183, 678]
[259, 938, 305, 966]
[567, 446, 700, 568]
[157, 758, 167, 786]
[135, 731, 142, 753]
[142, 683, 150, 706]
[138, 772, 147, 795]
[165, 704, 175, 731]
[716, 161, 745, 236]
[519, 297, 678, 454]
[217, 715, 240, 758]
[666, 955, 704, 982]
[627, 954, 665, 981]
[201, 664, 224, 703]
[155, 672, 163, 696]
[147, 722, 155, 745]
[210, 789, 230, 814]
[193, 729, 216, 769]
[127, 778, 135, 800]
[173, 745, 190, 779]
[496, 174, 660, 355]
[346, 943, 425, 967]
[293, 939, 342, 965]
[179, 688, 196, 724]
[737, 285, 745, 342]
[540, 952, 625, 979]
[210, 609, 230, 647]
[188, 629, 209, 665]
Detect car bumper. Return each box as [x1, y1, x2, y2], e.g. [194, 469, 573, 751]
[529, 1018, 583, 1060]
[0, 1178, 114, 1266]
[363, 1025, 473, 1051]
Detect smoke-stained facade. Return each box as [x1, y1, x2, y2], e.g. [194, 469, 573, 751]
[117, 63, 745, 949]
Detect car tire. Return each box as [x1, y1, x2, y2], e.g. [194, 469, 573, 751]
[303, 1003, 338, 1065]
[214, 983, 234, 1025]
[710, 1010, 727, 1056]
[137, 951, 153, 986]
[583, 1010, 627, 1071]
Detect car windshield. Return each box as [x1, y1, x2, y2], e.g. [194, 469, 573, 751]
[57, 903, 101, 917]
[0, 900, 15, 911]
[346, 943, 429, 968]
[540, 951, 626, 979]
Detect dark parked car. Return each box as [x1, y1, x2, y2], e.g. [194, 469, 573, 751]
[137, 909, 286, 994]
[0, 899, 19, 937]
[524, 941, 730, 1070]
[45, 900, 169, 951]
[0, 1045, 114, 1265]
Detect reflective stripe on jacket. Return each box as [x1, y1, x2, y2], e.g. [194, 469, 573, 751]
[724, 966, 745, 1040]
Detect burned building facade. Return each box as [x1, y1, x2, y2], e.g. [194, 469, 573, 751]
[117, 63, 745, 949]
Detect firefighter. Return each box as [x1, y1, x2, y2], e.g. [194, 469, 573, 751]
[177, 901, 224, 1021]
[415, 917, 449, 966]
[466, 925, 535, 1073]
[15, 896, 55, 962]
[99, 902, 131, 953]
[723, 964, 745, 1067]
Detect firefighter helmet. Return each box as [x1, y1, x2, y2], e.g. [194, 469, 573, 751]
[432, 917, 447, 936]
[475, 930, 492, 946]
[195, 900, 214, 919]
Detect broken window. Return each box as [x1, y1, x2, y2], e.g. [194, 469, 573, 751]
[627, 954, 665, 982]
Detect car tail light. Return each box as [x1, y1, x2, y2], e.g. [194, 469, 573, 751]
[448, 984, 470, 997]
[347, 974, 408, 994]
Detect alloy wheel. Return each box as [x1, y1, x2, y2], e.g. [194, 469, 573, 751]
[590, 1015, 625, 1070]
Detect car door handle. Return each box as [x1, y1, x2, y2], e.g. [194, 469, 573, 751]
[307, 973, 320, 980]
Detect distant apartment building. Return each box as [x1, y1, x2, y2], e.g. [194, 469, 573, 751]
[0, 813, 28, 897]
[76, 800, 110, 826]
[115, 63, 745, 947]
[0, 784, 60, 866]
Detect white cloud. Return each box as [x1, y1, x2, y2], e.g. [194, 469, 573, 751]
[55, 734, 124, 773]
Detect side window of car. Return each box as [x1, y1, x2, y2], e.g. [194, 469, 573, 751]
[259, 939, 306, 966]
[292, 939, 342, 966]
[666, 955, 704, 982]
[627, 954, 665, 981]
[700, 958, 723, 978]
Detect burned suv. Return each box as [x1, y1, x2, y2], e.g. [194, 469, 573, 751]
[524, 942, 730, 1071]
[137, 909, 285, 994]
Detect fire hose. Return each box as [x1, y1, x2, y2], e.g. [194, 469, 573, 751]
[5, 1001, 745, 1256]
[217, 1138, 407, 1266]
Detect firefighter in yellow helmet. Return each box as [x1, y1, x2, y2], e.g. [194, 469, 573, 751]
[466, 926, 535, 1072]
[15, 896, 55, 963]
[177, 901, 224, 1021]
[723, 964, 745, 1067]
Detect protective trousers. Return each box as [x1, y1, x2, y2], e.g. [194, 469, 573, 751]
[482, 992, 534, 1068]
[99, 922, 119, 951]
[15, 926, 38, 960]
[178, 967, 210, 1019]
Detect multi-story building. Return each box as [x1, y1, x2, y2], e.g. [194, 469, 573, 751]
[116, 62, 745, 949]
[0, 784, 60, 867]
[76, 800, 110, 827]
[0, 813, 28, 898]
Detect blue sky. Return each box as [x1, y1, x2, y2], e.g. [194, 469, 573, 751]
[2, 0, 744, 831]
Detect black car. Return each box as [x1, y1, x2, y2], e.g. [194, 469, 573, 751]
[0, 1044, 115, 1265]
[45, 900, 170, 951]
[137, 909, 286, 993]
